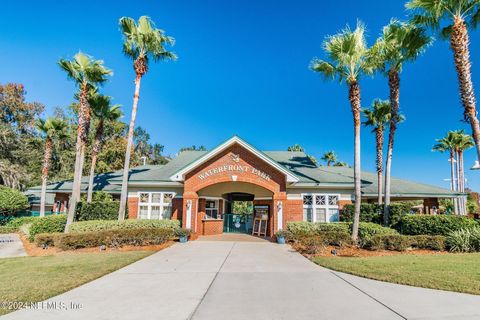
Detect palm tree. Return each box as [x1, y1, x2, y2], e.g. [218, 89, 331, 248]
[37, 117, 68, 217]
[362, 99, 392, 207]
[367, 19, 431, 225]
[288, 144, 304, 152]
[117, 16, 176, 220]
[407, 0, 480, 171]
[433, 131, 460, 215]
[311, 22, 371, 242]
[86, 93, 122, 203]
[321, 151, 337, 166]
[453, 130, 474, 215]
[58, 52, 112, 229]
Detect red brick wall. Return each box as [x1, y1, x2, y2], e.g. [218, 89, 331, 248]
[286, 199, 303, 222]
[128, 197, 139, 219]
[171, 198, 183, 220]
[202, 219, 223, 235]
[184, 143, 285, 194]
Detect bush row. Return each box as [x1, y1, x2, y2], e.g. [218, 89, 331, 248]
[363, 234, 446, 251]
[34, 228, 175, 250]
[75, 201, 127, 221]
[68, 219, 180, 233]
[28, 215, 67, 241]
[400, 215, 479, 236]
[340, 203, 413, 228]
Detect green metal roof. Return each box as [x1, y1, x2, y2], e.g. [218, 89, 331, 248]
[28, 148, 461, 198]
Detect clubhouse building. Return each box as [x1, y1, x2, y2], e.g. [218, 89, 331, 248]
[28, 136, 462, 238]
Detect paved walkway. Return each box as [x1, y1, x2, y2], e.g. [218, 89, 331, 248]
[5, 239, 480, 320]
[0, 233, 27, 258]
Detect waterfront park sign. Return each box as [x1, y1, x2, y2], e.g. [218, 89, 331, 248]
[197, 154, 272, 181]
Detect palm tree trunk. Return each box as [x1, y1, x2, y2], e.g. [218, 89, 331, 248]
[66, 86, 90, 231]
[376, 126, 384, 206]
[451, 17, 480, 163]
[348, 80, 362, 242]
[450, 151, 459, 215]
[40, 138, 53, 217]
[459, 150, 466, 215]
[87, 121, 104, 203]
[118, 74, 142, 220]
[384, 69, 400, 225]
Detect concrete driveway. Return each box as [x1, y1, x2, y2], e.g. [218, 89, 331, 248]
[4, 239, 480, 320]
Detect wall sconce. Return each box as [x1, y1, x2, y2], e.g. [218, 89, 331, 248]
[277, 201, 283, 210]
[186, 200, 192, 209]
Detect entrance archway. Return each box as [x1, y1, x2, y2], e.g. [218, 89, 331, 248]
[194, 182, 275, 236]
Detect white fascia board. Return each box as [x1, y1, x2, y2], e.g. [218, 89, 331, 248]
[169, 136, 299, 183]
[289, 183, 354, 189]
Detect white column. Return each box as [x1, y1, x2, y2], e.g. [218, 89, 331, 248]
[186, 200, 192, 229]
[277, 201, 283, 231]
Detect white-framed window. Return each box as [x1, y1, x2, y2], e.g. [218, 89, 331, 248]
[138, 192, 175, 220]
[205, 199, 219, 219]
[302, 193, 339, 223]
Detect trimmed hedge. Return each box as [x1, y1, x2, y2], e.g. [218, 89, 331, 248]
[286, 221, 349, 237]
[28, 215, 67, 242]
[357, 222, 398, 246]
[340, 203, 413, 228]
[400, 215, 479, 236]
[34, 232, 61, 247]
[69, 219, 180, 233]
[55, 228, 174, 250]
[5, 216, 38, 229]
[364, 234, 411, 251]
[75, 201, 127, 221]
[410, 235, 446, 251]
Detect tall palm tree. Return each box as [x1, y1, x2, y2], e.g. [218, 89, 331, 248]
[433, 131, 460, 215]
[453, 130, 474, 215]
[58, 52, 112, 229]
[311, 22, 372, 242]
[321, 151, 337, 167]
[407, 0, 480, 169]
[117, 16, 176, 220]
[86, 93, 122, 203]
[362, 99, 392, 207]
[37, 117, 68, 217]
[287, 144, 304, 152]
[367, 19, 432, 225]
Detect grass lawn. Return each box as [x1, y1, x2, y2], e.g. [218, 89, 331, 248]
[0, 251, 153, 315]
[314, 253, 480, 295]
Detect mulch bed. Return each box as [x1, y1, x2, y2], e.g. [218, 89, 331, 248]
[19, 233, 173, 257]
[291, 242, 448, 258]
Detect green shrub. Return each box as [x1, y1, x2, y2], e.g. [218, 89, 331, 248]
[0, 186, 29, 215]
[286, 221, 349, 237]
[340, 203, 412, 228]
[470, 227, 480, 251]
[5, 216, 37, 229]
[400, 215, 479, 236]
[0, 226, 17, 234]
[364, 234, 411, 251]
[75, 201, 126, 221]
[446, 229, 474, 252]
[410, 235, 446, 251]
[356, 222, 398, 245]
[296, 236, 325, 255]
[34, 233, 61, 247]
[55, 228, 175, 250]
[29, 215, 67, 242]
[69, 219, 180, 233]
[322, 231, 352, 247]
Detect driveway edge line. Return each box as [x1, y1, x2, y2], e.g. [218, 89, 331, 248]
[188, 242, 236, 320]
[331, 272, 407, 320]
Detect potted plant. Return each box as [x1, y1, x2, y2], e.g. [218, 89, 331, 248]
[176, 228, 191, 243]
[275, 230, 291, 244]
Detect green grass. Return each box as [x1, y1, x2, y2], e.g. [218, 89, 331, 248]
[314, 254, 480, 295]
[0, 251, 153, 315]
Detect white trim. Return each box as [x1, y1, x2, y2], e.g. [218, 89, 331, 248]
[290, 183, 354, 188]
[169, 136, 299, 183]
[254, 197, 272, 200]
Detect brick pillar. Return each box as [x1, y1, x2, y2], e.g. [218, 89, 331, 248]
[171, 198, 183, 221]
[128, 197, 139, 219]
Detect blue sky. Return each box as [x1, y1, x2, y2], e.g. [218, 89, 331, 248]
[1, 0, 479, 191]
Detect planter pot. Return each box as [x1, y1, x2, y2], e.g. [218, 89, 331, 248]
[179, 236, 188, 243]
[277, 236, 285, 244]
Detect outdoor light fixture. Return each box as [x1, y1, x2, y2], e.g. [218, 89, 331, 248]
[471, 160, 480, 170]
[186, 200, 192, 209]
